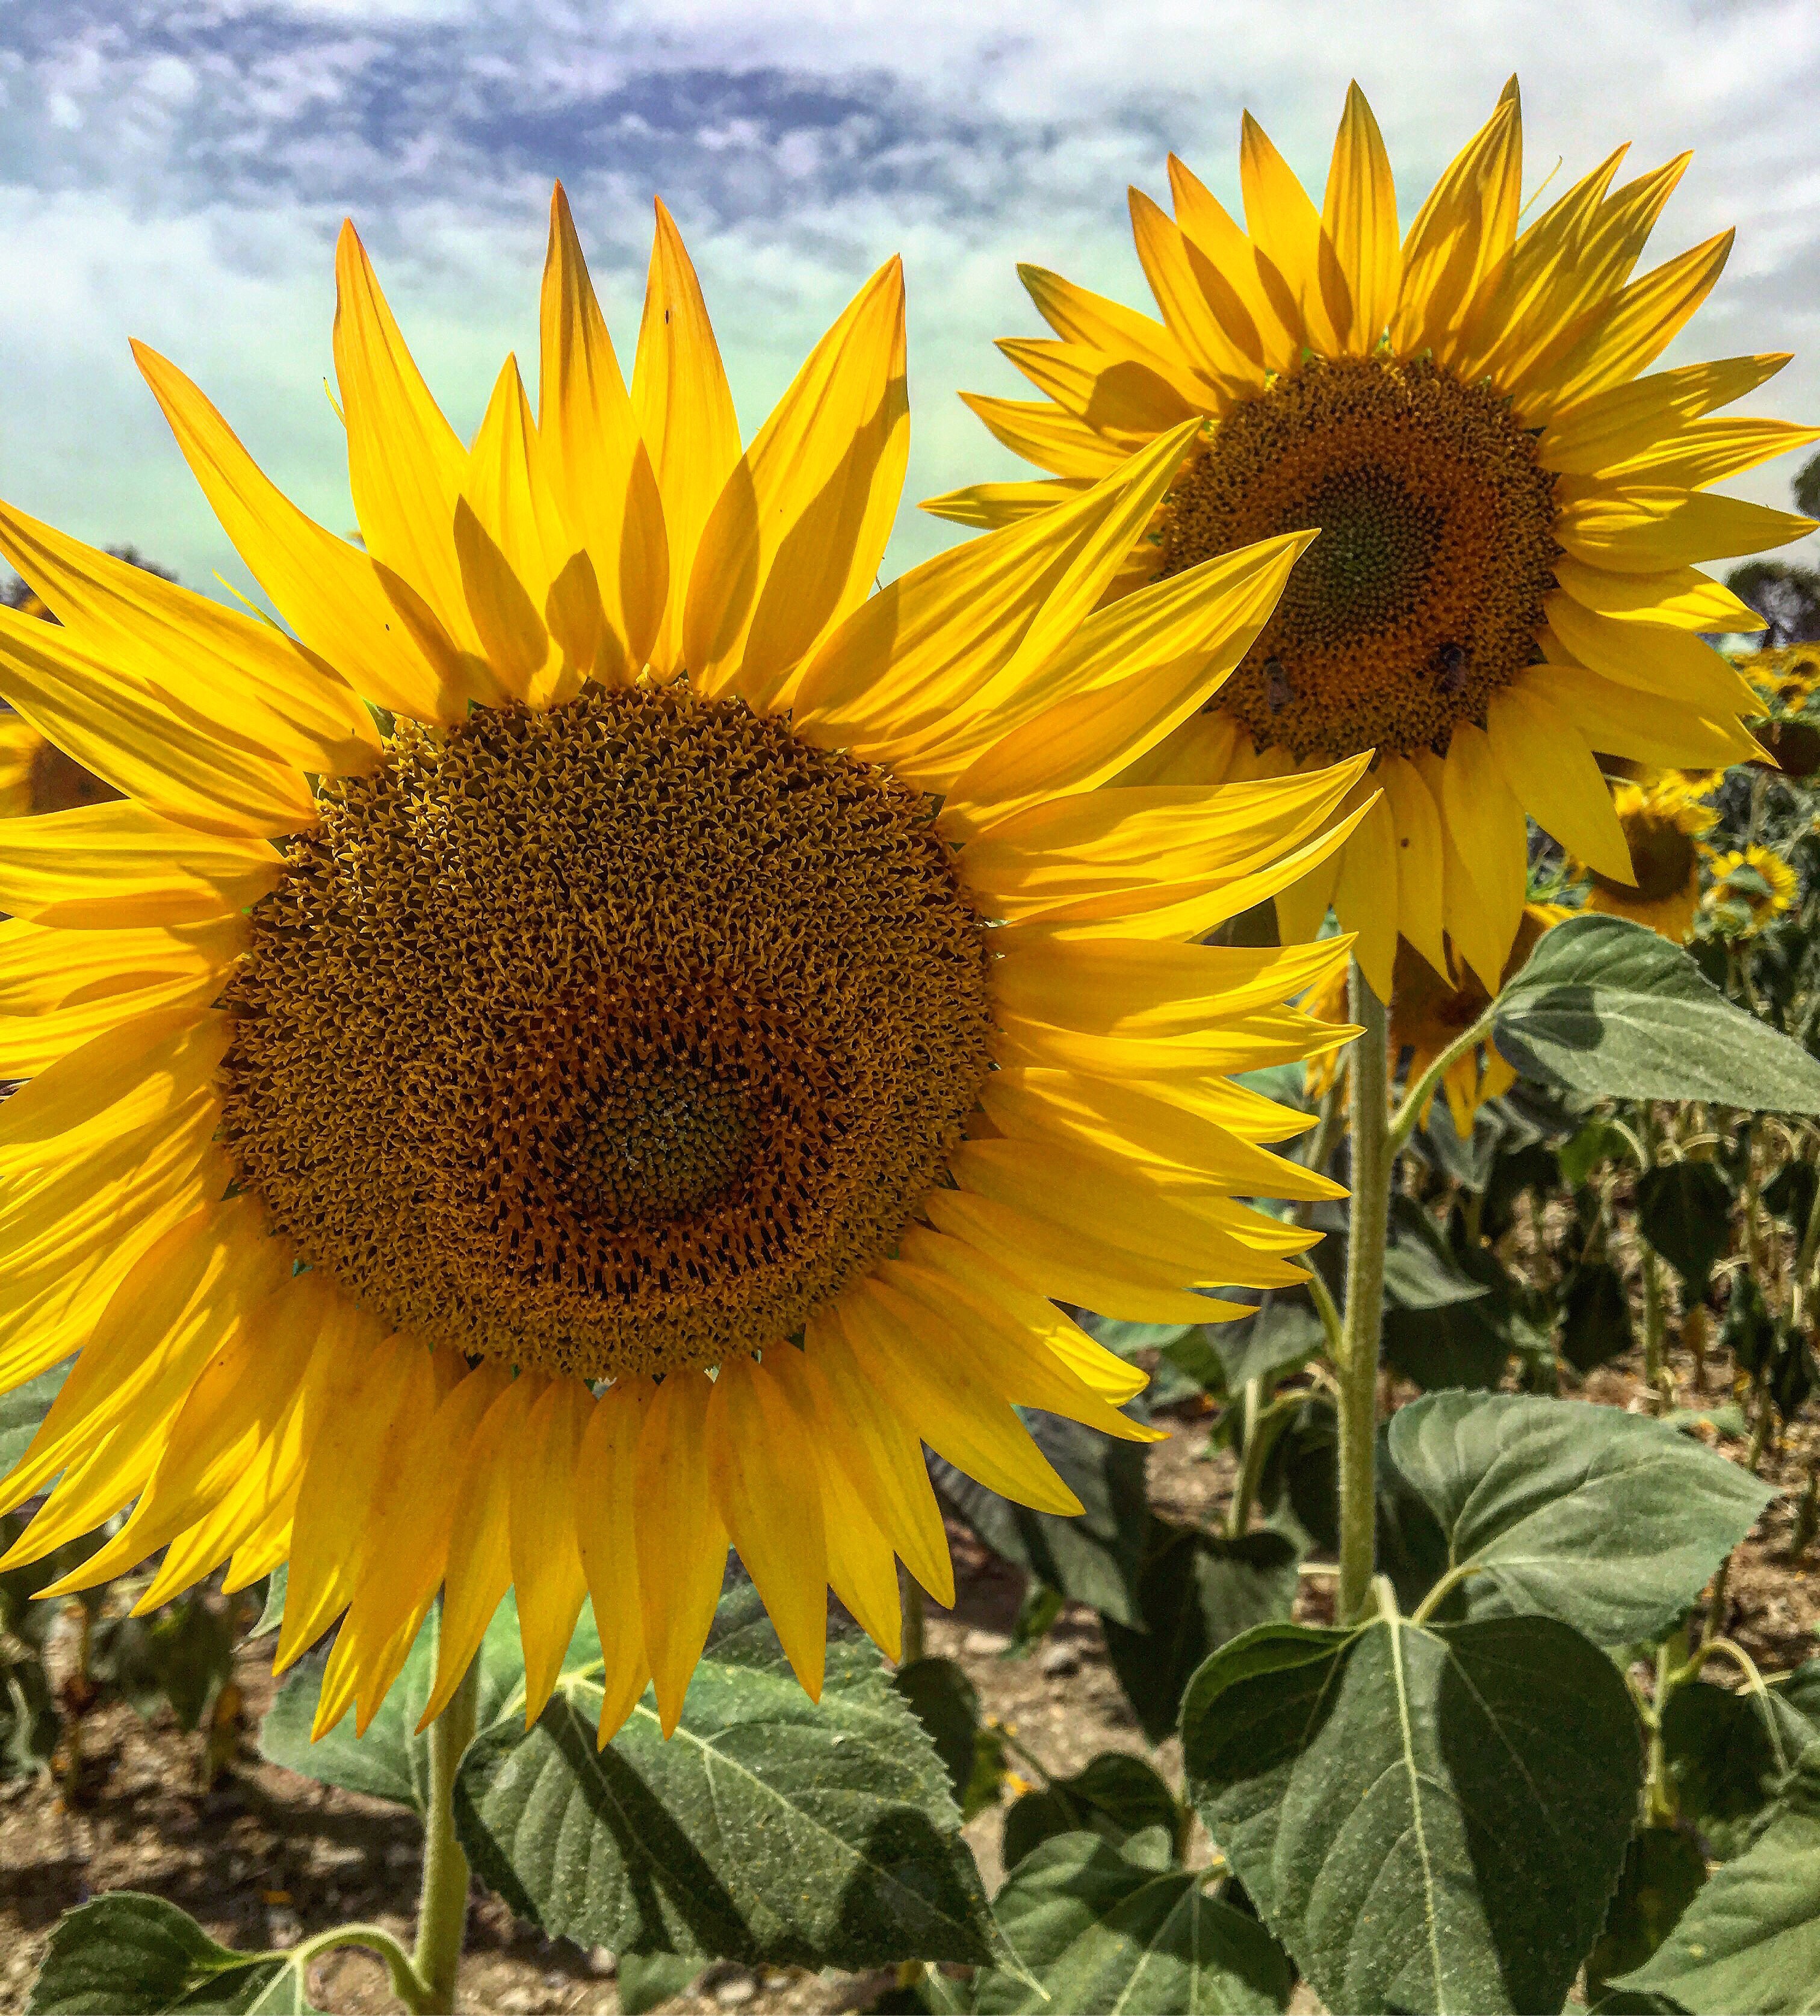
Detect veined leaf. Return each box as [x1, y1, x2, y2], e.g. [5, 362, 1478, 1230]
[26, 1893, 322, 2014]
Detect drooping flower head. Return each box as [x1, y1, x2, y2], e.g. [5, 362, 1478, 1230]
[1704, 843, 1799, 938]
[1574, 777, 1716, 942]
[0, 190, 1360, 1744]
[932, 81, 1816, 998]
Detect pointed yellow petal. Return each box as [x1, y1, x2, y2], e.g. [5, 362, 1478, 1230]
[1127, 188, 1257, 395]
[1552, 556, 1763, 634]
[1240, 111, 1342, 355]
[921, 476, 1096, 530]
[1322, 83, 1399, 353]
[538, 184, 666, 678]
[1376, 752, 1448, 978]
[1391, 88, 1523, 364]
[1487, 684, 1632, 881]
[991, 932, 1350, 1035]
[997, 337, 1199, 439]
[0, 801, 280, 929]
[707, 1356, 828, 1699]
[1167, 154, 1297, 374]
[1524, 661, 1757, 771]
[1438, 725, 1528, 990]
[959, 393, 1130, 478]
[633, 1370, 728, 1735]
[132, 341, 468, 725]
[1538, 355, 1791, 474]
[687, 259, 909, 709]
[1017, 264, 1215, 413]
[1591, 415, 1820, 492]
[1546, 591, 1758, 715]
[1556, 486, 1815, 572]
[1329, 789, 1399, 1001]
[573, 1383, 654, 1748]
[507, 1374, 591, 1726]
[631, 201, 743, 680]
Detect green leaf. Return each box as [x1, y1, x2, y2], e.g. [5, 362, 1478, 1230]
[1664, 1669, 1820, 1859]
[454, 1580, 998, 1970]
[1181, 1610, 1643, 2016]
[249, 1565, 286, 1640]
[1100, 1524, 1298, 1745]
[1586, 1827, 1710, 2005]
[614, 1955, 702, 2014]
[1491, 913, 1820, 1111]
[0, 1648, 58, 1779]
[1763, 1158, 1818, 1233]
[973, 1834, 1292, 2015]
[1561, 1117, 1636, 1190]
[1002, 1752, 1181, 1872]
[25, 1893, 316, 2014]
[1619, 1738, 1820, 2012]
[1561, 1259, 1635, 1374]
[0, 1361, 67, 1477]
[893, 1658, 1006, 1822]
[1636, 1162, 1734, 1294]
[1207, 1298, 1325, 1394]
[259, 1592, 527, 1811]
[929, 1410, 1150, 1626]
[1384, 1392, 1772, 1644]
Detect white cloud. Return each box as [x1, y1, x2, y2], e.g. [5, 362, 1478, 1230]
[0, 0, 1815, 609]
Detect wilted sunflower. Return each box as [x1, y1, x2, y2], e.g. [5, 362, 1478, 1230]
[1576, 778, 1716, 941]
[0, 188, 1361, 1746]
[1307, 905, 1567, 1134]
[1706, 843, 1798, 937]
[930, 79, 1815, 997]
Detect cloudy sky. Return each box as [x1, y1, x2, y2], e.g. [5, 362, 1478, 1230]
[2, 0, 1816, 605]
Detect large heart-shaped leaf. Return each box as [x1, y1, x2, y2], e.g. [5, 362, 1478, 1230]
[259, 1593, 528, 1811]
[454, 1581, 998, 1970]
[1384, 1392, 1772, 1644]
[1491, 913, 1820, 1111]
[1100, 1522, 1297, 1744]
[26, 1894, 321, 2014]
[1181, 1610, 1642, 2015]
[973, 1832, 1292, 2015]
[929, 1409, 1150, 1625]
[1618, 1738, 1820, 2013]
[1636, 1161, 1735, 1292]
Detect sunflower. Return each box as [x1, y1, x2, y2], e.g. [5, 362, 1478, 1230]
[929, 79, 1815, 1000]
[1705, 843, 1798, 937]
[0, 188, 1360, 1746]
[1576, 777, 1716, 941]
[1307, 905, 1567, 1135]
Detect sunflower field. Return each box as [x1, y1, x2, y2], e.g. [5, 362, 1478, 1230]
[2, 77, 1820, 2016]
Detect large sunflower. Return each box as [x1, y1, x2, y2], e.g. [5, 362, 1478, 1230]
[0, 188, 1360, 1746]
[930, 80, 1816, 998]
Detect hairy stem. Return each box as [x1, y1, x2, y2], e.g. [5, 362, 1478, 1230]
[290, 1923, 427, 2011]
[410, 1653, 480, 2014]
[1337, 961, 1391, 1626]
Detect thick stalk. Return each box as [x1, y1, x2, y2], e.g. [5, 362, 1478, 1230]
[1337, 962, 1391, 1625]
[1643, 1624, 1689, 1828]
[1637, 1110, 1669, 1409]
[410, 1653, 480, 2015]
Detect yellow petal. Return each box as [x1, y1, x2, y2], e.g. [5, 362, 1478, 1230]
[1018, 263, 1215, 413]
[132, 341, 468, 725]
[687, 259, 909, 709]
[1517, 232, 1735, 426]
[0, 914, 241, 1015]
[1391, 85, 1523, 364]
[1322, 82, 1399, 353]
[939, 531, 1312, 833]
[0, 604, 317, 839]
[277, 1310, 435, 1670]
[419, 1377, 532, 1729]
[958, 393, 1129, 478]
[573, 1383, 654, 1747]
[997, 338, 1199, 440]
[799, 1310, 954, 1608]
[1525, 660, 1758, 771]
[1167, 154, 1297, 374]
[793, 419, 1199, 768]
[708, 1356, 829, 1699]
[921, 475, 1097, 530]
[992, 932, 1349, 1035]
[1378, 753, 1449, 977]
[1240, 111, 1343, 355]
[631, 200, 743, 680]
[457, 354, 602, 706]
[1438, 725, 1528, 990]
[538, 183, 667, 678]
[840, 1279, 1083, 1516]
[1588, 415, 1820, 492]
[1538, 354, 1791, 474]
[509, 1375, 592, 1726]
[1127, 188, 1257, 396]
[1486, 684, 1632, 881]
[0, 967, 229, 1080]
[0, 500, 380, 781]
[633, 1370, 728, 1736]
[333, 223, 494, 680]
[1556, 487, 1815, 572]
[1329, 787, 1399, 1000]
[1546, 591, 1758, 715]
[1551, 556, 1763, 634]
[0, 801, 280, 929]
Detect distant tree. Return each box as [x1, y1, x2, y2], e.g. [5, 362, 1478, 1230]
[1726, 560, 1820, 646]
[1796, 448, 1820, 523]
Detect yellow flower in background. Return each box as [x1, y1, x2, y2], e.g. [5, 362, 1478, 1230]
[1747, 644, 1820, 712]
[1706, 843, 1798, 937]
[932, 78, 1815, 999]
[0, 188, 1360, 1748]
[1307, 905, 1569, 1135]
[1578, 778, 1716, 943]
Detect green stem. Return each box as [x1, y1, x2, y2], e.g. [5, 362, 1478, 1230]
[900, 1574, 926, 1668]
[1386, 1007, 1494, 1156]
[1227, 1388, 1305, 1540]
[1638, 1111, 1670, 1410]
[1337, 961, 1392, 1626]
[1644, 1624, 1689, 1827]
[289, 1923, 427, 2011]
[409, 1652, 480, 2014]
